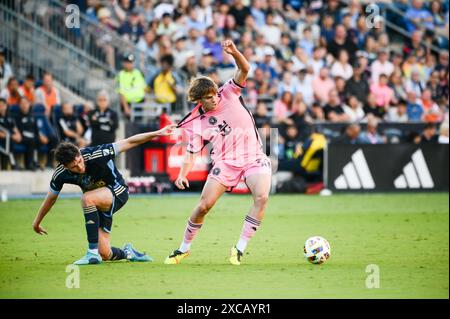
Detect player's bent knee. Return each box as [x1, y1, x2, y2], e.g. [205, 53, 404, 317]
[197, 200, 213, 215]
[81, 192, 97, 207]
[254, 194, 269, 208]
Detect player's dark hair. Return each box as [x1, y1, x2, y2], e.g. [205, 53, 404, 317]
[54, 142, 80, 165]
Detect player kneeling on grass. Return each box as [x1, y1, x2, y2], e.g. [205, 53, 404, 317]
[32, 124, 176, 265]
[164, 39, 272, 266]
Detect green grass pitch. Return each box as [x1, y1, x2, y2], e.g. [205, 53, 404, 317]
[0, 193, 448, 299]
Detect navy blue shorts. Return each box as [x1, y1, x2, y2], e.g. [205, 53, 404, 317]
[99, 185, 129, 233]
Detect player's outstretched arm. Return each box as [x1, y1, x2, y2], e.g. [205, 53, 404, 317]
[222, 39, 250, 87]
[32, 191, 59, 235]
[115, 124, 177, 153]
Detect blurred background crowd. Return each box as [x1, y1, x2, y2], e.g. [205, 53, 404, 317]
[1, 0, 449, 173]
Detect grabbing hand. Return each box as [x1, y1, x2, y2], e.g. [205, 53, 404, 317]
[33, 222, 48, 235]
[175, 176, 190, 190]
[158, 124, 177, 136]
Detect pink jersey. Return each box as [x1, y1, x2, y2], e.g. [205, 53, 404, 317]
[182, 79, 265, 168]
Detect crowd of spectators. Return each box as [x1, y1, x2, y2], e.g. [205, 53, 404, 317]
[1, 0, 450, 172]
[0, 46, 119, 170]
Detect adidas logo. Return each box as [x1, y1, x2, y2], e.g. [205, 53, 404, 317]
[394, 150, 434, 189]
[86, 220, 96, 224]
[334, 149, 375, 189]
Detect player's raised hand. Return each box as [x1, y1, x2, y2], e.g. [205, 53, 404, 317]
[175, 176, 190, 190]
[158, 124, 177, 136]
[33, 222, 48, 235]
[222, 39, 238, 55]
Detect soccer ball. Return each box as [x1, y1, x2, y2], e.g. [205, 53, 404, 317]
[303, 236, 331, 264]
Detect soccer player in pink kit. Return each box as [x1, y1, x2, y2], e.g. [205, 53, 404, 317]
[164, 39, 272, 265]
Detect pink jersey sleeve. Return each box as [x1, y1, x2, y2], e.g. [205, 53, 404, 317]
[219, 78, 246, 100]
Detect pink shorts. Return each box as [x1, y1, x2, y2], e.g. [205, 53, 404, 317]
[208, 156, 272, 190]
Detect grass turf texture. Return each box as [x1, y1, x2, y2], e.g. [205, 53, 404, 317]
[0, 193, 448, 299]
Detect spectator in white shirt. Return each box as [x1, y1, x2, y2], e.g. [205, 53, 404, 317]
[343, 95, 365, 122]
[438, 121, 449, 144]
[370, 48, 394, 84]
[330, 49, 354, 80]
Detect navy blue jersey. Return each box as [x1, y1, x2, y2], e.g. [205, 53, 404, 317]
[49, 143, 126, 196]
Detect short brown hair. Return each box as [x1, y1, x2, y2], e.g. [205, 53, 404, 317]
[187, 76, 218, 103]
[54, 142, 80, 165]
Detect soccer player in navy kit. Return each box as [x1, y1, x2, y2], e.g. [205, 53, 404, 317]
[32, 124, 176, 265]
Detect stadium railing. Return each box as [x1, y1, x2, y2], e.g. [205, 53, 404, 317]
[0, 3, 118, 107]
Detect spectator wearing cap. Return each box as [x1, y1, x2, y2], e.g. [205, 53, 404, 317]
[260, 12, 281, 46]
[18, 74, 35, 105]
[156, 12, 179, 39]
[202, 26, 223, 63]
[370, 73, 394, 110]
[0, 98, 21, 169]
[256, 46, 278, 81]
[0, 47, 13, 91]
[323, 89, 350, 123]
[312, 67, 335, 104]
[0, 77, 21, 106]
[173, 35, 193, 70]
[115, 53, 147, 118]
[330, 49, 353, 81]
[149, 54, 182, 109]
[88, 90, 118, 146]
[370, 48, 394, 84]
[119, 8, 145, 44]
[344, 63, 370, 104]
